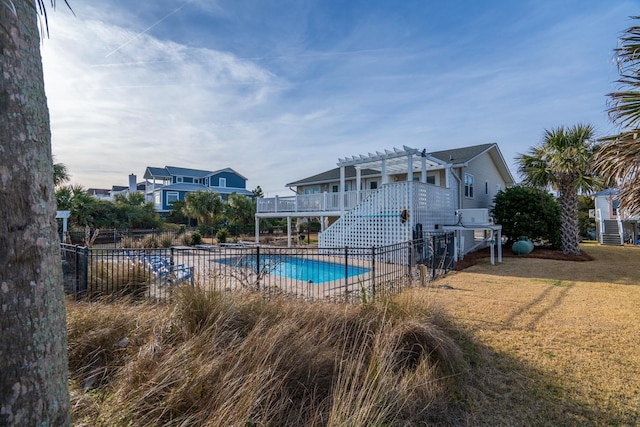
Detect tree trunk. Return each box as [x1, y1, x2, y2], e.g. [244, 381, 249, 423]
[558, 179, 581, 256]
[0, 3, 71, 426]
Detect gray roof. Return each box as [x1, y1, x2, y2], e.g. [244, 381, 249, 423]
[144, 166, 248, 181]
[593, 188, 618, 197]
[287, 166, 380, 187]
[286, 143, 515, 188]
[429, 143, 496, 164]
[431, 143, 515, 185]
[165, 166, 212, 179]
[144, 167, 171, 179]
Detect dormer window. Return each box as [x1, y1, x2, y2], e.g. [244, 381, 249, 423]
[219, 177, 226, 187]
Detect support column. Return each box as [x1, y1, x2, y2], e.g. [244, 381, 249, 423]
[497, 228, 502, 262]
[356, 166, 362, 203]
[421, 156, 427, 183]
[381, 160, 387, 185]
[255, 216, 260, 243]
[287, 217, 292, 248]
[339, 165, 345, 214]
[407, 154, 413, 182]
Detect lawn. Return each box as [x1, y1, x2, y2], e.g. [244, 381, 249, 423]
[398, 242, 640, 425]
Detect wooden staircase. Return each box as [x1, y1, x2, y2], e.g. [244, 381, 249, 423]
[601, 219, 623, 245]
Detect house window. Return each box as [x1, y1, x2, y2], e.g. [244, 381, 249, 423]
[464, 173, 474, 198]
[426, 175, 436, 185]
[154, 192, 161, 205]
[332, 185, 339, 193]
[304, 186, 320, 194]
[166, 192, 179, 204]
[485, 181, 489, 195]
[176, 177, 183, 183]
[370, 181, 378, 190]
[496, 184, 502, 193]
[219, 178, 226, 187]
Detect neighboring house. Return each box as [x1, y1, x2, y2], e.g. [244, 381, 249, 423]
[110, 174, 146, 200]
[593, 188, 639, 245]
[86, 188, 112, 200]
[143, 166, 252, 214]
[256, 143, 514, 256]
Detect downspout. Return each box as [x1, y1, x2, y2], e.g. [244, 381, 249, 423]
[449, 166, 463, 260]
[450, 166, 462, 209]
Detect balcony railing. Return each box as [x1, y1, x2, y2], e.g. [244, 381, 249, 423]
[257, 190, 375, 214]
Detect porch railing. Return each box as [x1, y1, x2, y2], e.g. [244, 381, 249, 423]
[257, 190, 375, 214]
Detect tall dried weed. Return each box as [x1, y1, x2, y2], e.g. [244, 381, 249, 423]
[67, 287, 466, 426]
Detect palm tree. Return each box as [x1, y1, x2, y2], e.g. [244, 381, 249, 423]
[53, 162, 69, 186]
[595, 16, 640, 215]
[183, 190, 225, 227]
[0, 2, 71, 424]
[518, 124, 600, 255]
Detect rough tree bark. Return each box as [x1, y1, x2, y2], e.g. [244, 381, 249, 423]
[0, 2, 71, 426]
[558, 177, 581, 256]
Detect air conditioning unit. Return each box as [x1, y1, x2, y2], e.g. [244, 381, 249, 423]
[458, 208, 489, 226]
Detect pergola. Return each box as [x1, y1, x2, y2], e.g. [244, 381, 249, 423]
[336, 145, 449, 213]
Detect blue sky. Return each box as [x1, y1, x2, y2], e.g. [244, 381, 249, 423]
[42, 0, 639, 196]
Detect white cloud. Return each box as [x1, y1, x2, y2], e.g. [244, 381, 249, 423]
[41, 1, 636, 197]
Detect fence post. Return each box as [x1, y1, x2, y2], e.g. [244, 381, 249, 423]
[81, 246, 88, 298]
[371, 246, 376, 298]
[256, 246, 261, 290]
[73, 245, 80, 298]
[407, 241, 412, 277]
[344, 246, 349, 302]
[170, 246, 175, 288]
[432, 235, 437, 279]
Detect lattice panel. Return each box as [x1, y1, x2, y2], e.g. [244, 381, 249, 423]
[320, 180, 457, 249]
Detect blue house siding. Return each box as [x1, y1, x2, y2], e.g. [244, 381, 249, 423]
[145, 165, 252, 213]
[210, 171, 245, 189]
[162, 189, 189, 211]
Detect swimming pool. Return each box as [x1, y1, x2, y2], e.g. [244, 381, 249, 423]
[217, 255, 370, 284]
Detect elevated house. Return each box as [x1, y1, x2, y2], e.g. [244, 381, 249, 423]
[143, 166, 252, 215]
[255, 143, 514, 258]
[593, 188, 639, 245]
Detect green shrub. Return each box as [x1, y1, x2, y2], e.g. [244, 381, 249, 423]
[190, 231, 202, 246]
[197, 224, 214, 237]
[216, 227, 228, 244]
[491, 186, 561, 248]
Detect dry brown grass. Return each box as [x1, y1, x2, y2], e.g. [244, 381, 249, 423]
[68, 243, 640, 425]
[397, 242, 640, 425]
[67, 287, 466, 426]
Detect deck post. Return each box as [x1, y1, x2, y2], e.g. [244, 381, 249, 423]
[287, 216, 292, 248]
[356, 166, 361, 203]
[371, 246, 376, 298]
[381, 160, 387, 185]
[344, 246, 349, 302]
[339, 165, 345, 214]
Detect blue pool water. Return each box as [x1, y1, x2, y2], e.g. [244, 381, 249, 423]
[217, 256, 370, 284]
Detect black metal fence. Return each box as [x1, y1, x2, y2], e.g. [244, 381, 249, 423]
[60, 232, 455, 303]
